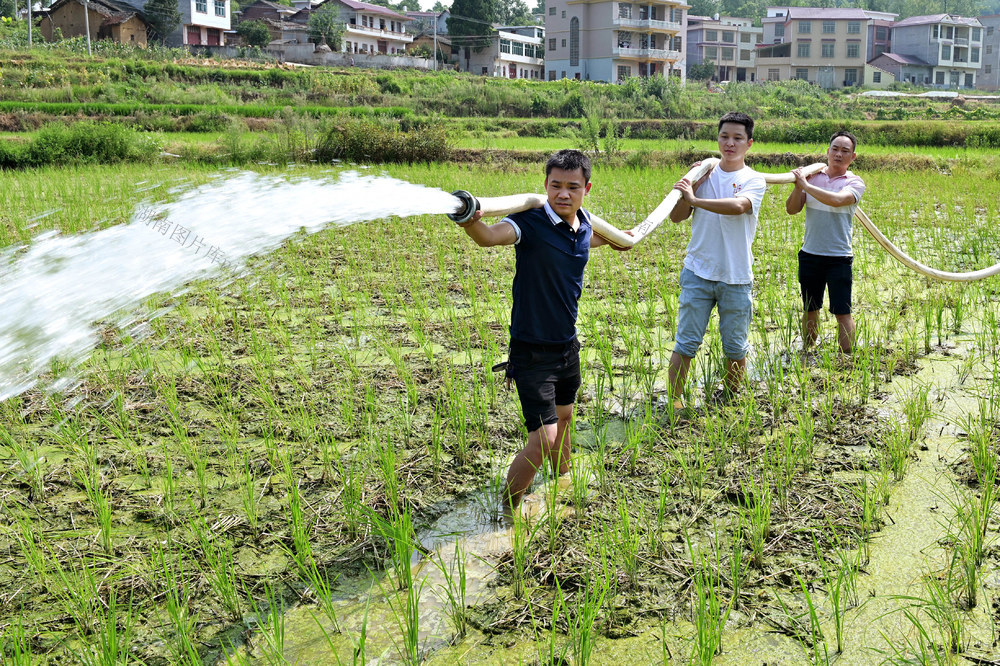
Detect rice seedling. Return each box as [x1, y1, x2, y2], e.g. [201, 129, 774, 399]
[774, 572, 829, 665]
[740, 473, 772, 569]
[363, 505, 416, 591]
[72, 591, 136, 666]
[510, 511, 533, 600]
[687, 533, 733, 664]
[566, 563, 611, 666]
[384, 577, 427, 666]
[432, 542, 468, 639]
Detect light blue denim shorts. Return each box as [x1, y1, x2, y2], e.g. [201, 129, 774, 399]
[674, 267, 753, 360]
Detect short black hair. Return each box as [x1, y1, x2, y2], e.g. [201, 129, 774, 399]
[546, 149, 592, 184]
[718, 112, 754, 140]
[830, 130, 858, 151]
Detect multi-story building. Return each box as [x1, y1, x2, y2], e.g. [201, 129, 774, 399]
[686, 15, 761, 81]
[545, 0, 688, 82]
[890, 13, 983, 88]
[329, 0, 412, 55]
[978, 14, 1000, 90]
[174, 0, 231, 46]
[457, 26, 545, 79]
[757, 7, 871, 88]
[867, 15, 895, 60]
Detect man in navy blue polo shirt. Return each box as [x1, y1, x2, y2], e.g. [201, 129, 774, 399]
[455, 149, 628, 510]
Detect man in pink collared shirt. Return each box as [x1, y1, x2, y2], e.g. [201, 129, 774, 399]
[786, 131, 866, 353]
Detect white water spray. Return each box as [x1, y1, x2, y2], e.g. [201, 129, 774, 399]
[0, 171, 461, 401]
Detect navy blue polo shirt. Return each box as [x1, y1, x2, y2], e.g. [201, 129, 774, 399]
[504, 201, 592, 345]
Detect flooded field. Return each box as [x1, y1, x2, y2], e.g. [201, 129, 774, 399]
[0, 161, 998, 664]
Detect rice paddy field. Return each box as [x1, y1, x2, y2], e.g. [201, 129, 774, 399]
[1, 156, 999, 665]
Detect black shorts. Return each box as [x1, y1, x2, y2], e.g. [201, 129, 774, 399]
[798, 250, 853, 315]
[507, 338, 581, 431]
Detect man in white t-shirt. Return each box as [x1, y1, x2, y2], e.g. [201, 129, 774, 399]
[667, 112, 767, 406]
[785, 131, 866, 353]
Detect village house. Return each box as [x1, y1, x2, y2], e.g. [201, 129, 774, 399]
[686, 15, 761, 81]
[40, 0, 149, 46]
[457, 25, 544, 79]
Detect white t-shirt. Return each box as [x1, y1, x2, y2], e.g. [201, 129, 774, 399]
[683, 165, 767, 285]
[801, 170, 866, 257]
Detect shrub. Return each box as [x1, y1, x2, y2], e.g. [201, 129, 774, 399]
[22, 122, 160, 166]
[315, 116, 449, 163]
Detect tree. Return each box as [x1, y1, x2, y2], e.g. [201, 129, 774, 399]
[533, 0, 544, 15]
[447, 0, 493, 50]
[431, 0, 447, 10]
[394, 0, 420, 10]
[144, 0, 182, 43]
[688, 60, 716, 80]
[236, 19, 270, 47]
[496, 0, 533, 24]
[308, 2, 345, 49]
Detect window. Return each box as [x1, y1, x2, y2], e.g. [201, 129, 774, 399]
[797, 41, 810, 57]
[795, 68, 808, 79]
[965, 73, 973, 86]
[722, 31, 734, 42]
[844, 68, 857, 84]
[945, 26, 953, 39]
[847, 43, 859, 58]
[876, 26, 887, 40]
[988, 45, 994, 55]
[775, 23, 785, 37]
[935, 71, 945, 84]
[500, 39, 511, 53]
[973, 27, 981, 41]
[972, 47, 980, 62]
[941, 44, 950, 60]
[512, 41, 523, 56]
[986, 64, 992, 74]
[847, 21, 860, 34]
[617, 65, 630, 80]
[822, 43, 834, 58]
[932, 25, 939, 39]
[561, 70, 566, 78]
[561, 39, 566, 47]
[214, 0, 224, 16]
[798, 21, 811, 34]
[768, 68, 780, 80]
[988, 26, 994, 36]
[705, 46, 717, 59]
[741, 33, 750, 43]
[195, 0, 206, 12]
[549, 6, 555, 14]
[740, 49, 750, 60]
[525, 44, 535, 58]
[569, 17, 579, 66]
[822, 21, 835, 34]
[722, 47, 734, 60]
[873, 71, 881, 82]
[705, 29, 717, 41]
[618, 3, 630, 18]
[549, 38, 555, 50]
[482, 67, 488, 75]
[561, 10, 565, 18]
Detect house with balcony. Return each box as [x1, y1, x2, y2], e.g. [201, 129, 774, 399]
[978, 14, 1000, 90]
[332, 0, 412, 55]
[686, 15, 761, 81]
[457, 26, 545, 79]
[889, 14, 983, 89]
[545, 0, 688, 82]
[757, 7, 871, 88]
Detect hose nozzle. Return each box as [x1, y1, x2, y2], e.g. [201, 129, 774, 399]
[448, 190, 480, 225]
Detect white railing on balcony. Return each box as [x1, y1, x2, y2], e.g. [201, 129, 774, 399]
[613, 17, 681, 32]
[954, 37, 968, 46]
[346, 24, 413, 41]
[613, 46, 680, 59]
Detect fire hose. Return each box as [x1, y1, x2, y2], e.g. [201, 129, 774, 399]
[448, 160, 1000, 282]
